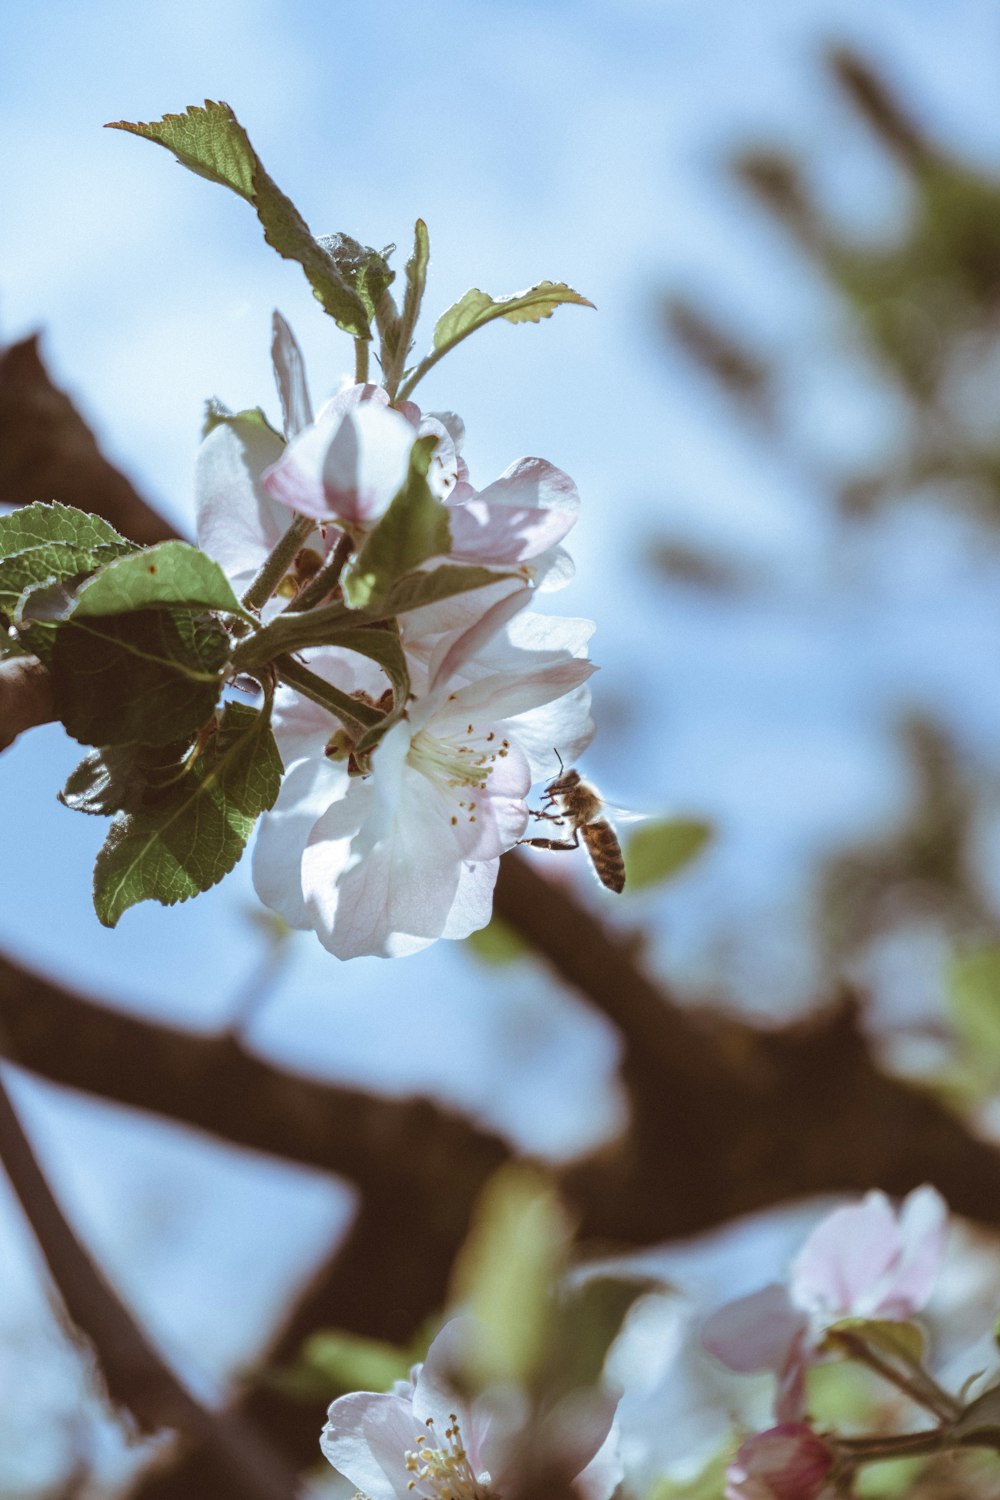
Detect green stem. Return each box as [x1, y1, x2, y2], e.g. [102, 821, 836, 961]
[273, 655, 381, 733]
[354, 338, 370, 385]
[241, 515, 315, 613]
[231, 601, 354, 673]
[397, 347, 444, 403]
[835, 1331, 961, 1423]
[288, 535, 354, 613]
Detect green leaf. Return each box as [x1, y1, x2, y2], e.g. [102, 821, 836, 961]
[70, 540, 246, 619]
[107, 103, 371, 339]
[624, 818, 712, 891]
[59, 740, 198, 817]
[300, 1329, 413, 1395]
[51, 608, 230, 747]
[317, 232, 394, 320]
[376, 564, 515, 620]
[0, 540, 132, 662]
[0, 501, 131, 561]
[450, 1164, 570, 1389]
[949, 947, 1000, 1077]
[953, 1382, 1000, 1442]
[383, 219, 429, 391]
[93, 701, 282, 926]
[400, 279, 594, 399]
[551, 1274, 665, 1394]
[464, 915, 528, 966]
[343, 436, 451, 610]
[823, 1316, 927, 1368]
[202, 399, 283, 443]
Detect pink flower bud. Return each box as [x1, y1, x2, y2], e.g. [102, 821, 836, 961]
[725, 1424, 834, 1500]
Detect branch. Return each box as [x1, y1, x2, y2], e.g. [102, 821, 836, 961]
[0, 1062, 300, 1500]
[0, 657, 55, 748]
[0, 335, 175, 546]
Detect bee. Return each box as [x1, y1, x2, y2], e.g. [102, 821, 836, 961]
[518, 753, 626, 893]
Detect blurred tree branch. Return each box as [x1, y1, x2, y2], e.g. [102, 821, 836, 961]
[0, 1063, 300, 1500]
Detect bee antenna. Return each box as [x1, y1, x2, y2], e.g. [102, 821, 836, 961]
[553, 748, 565, 775]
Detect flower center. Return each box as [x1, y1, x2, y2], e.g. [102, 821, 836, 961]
[407, 727, 509, 792]
[405, 1414, 493, 1500]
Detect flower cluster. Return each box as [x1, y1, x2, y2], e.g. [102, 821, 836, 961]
[321, 1318, 621, 1500]
[703, 1187, 949, 1499]
[197, 314, 595, 958]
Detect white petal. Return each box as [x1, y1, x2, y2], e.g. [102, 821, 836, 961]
[271, 310, 313, 437]
[264, 402, 416, 525]
[498, 682, 595, 782]
[428, 588, 533, 692]
[195, 421, 288, 588]
[321, 1390, 424, 1500]
[436, 658, 595, 729]
[441, 860, 500, 939]
[252, 757, 347, 929]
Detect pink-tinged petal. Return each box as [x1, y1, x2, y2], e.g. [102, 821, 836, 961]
[401, 578, 529, 671]
[426, 410, 466, 452]
[252, 757, 349, 929]
[321, 1390, 424, 1500]
[411, 1319, 477, 1427]
[405, 736, 531, 861]
[441, 860, 500, 940]
[318, 383, 390, 419]
[264, 402, 416, 524]
[792, 1193, 900, 1317]
[447, 458, 579, 565]
[873, 1185, 948, 1318]
[703, 1285, 808, 1376]
[725, 1424, 834, 1500]
[271, 310, 313, 437]
[195, 420, 288, 589]
[534, 545, 576, 592]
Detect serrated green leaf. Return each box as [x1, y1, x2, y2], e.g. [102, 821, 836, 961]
[59, 740, 197, 817]
[624, 818, 712, 891]
[376, 564, 515, 620]
[202, 400, 283, 443]
[450, 1165, 570, 1389]
[70, 540, 246, 619]
[51, 608, 230, 747]
[823, 1316, 926, 1368]
[343, 436, 451, 610]
[0, 540, 133, 662]
[383, 220, 429, 393]
[93, 701, 282, 926]
[107, 103, 371, 339]
[433, 281, 593, 355]
[317, 232, 394, 320]
[0, 501, 131, 561]
[400, 278, 594, 399]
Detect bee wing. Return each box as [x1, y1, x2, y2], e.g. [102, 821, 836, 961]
[599, 802, 650, 824]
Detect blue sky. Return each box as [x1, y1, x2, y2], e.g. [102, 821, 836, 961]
[5, 0, 1000, 1487]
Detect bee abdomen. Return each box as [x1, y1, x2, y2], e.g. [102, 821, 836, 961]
[582, 819, 626, 893]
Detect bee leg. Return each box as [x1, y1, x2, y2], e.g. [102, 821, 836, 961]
[517, 830, 581, 852]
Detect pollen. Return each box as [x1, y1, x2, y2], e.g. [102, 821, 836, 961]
[401, 1412, 491, 1500]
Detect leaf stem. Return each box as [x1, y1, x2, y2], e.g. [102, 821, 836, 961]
[835, 1330, 961, 1422]
[288, 534, 354, 613]
[231, 601, 354, 672]
[273, 654, 382, 732]
[241, 514, 315, 613]
[354, 338, 370, 385]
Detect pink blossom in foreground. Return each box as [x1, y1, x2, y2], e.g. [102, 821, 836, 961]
[703, 1188, 947, 1419]
[252, 596, 595, 958]
[321, 1319, 621, 1500]
[263, 376, 580, 568]
[724, 1424, 835, 1500]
